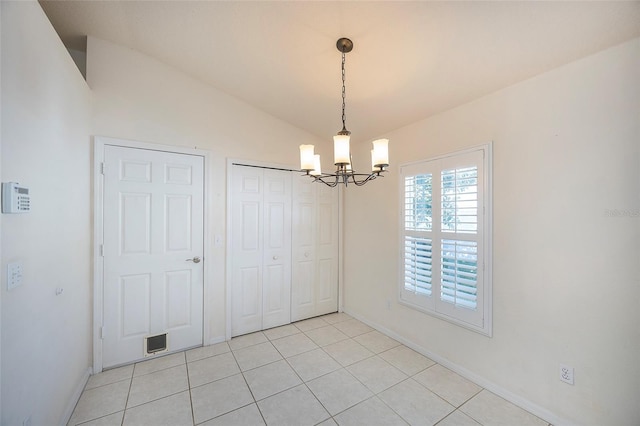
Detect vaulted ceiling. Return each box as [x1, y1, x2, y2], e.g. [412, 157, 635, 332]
[40, 1, 640, 143]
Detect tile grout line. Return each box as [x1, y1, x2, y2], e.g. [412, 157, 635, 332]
[183, 351, 197, 426]
[228, 340, 269, 426]
[118, 359, 192, 421]
[374, 374, 456, 426]
[279, 343, 334, 424]
[119, 365, 135, 426]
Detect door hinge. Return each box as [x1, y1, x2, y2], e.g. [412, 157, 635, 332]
[99, 244, 104, 257]
[100, 162, 105, 175]
[100, 326, 105, 339]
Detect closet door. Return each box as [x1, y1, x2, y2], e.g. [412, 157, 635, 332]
[230, 166, 291, 337]
[291, 178, 316, 321]
[291, 176, 339, 321]
[262, 169, 292, 329]
[230, 166, 263, 336]
[315, 183, 339, 314]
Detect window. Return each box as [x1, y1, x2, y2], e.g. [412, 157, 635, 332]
[399, 144, 492, 336]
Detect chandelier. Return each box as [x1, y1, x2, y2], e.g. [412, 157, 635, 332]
[299, 38, 389, 187]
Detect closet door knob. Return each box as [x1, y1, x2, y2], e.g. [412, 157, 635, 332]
[304, 252, 310, 258]
[273, 255, 279, 260]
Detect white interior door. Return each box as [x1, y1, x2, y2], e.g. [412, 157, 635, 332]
[291, 176, 339, 321]
[315, 183, 339, 314]
[231, 165, 291, 336]
[291, 178, 316, 320]
[262, 170, 292, 329]
[102, 145, 204, 368]
[230, 166, 263, 335]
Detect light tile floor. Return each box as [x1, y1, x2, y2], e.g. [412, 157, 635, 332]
[69, 313, 550, 426]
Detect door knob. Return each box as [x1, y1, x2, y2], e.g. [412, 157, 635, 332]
[273, 255, 279, 260]
[186, 256, 201, 263]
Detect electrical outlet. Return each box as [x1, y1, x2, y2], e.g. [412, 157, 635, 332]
[560, 364, 574, 385]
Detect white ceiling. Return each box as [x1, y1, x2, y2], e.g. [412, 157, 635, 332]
[39, 1, 640, 143]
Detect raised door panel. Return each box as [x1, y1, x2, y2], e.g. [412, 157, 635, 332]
[233, 266, 262, 334]
[120, 273, 151, 337]
[165, 195, 192, 252]
[291, 259, 315, 322]
[165, 270, 192, 329]
[315, 257, 337, 313]
[120, 193, 151, 255]
[262, 263, 288, 329]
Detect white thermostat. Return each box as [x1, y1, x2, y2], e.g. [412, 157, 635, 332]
[2, 182, 31, 213]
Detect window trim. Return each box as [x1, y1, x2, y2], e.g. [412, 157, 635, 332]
[398, 143, 492, 337]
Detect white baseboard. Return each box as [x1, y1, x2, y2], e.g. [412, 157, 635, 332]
[60, 366, 92, 426]
[344, 309, 574, 426]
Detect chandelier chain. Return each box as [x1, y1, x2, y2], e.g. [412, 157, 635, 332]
[341, 51, 347, 131]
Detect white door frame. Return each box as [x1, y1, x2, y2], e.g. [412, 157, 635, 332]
[225, 158, 343, 341]
[93, 136, 210, 373]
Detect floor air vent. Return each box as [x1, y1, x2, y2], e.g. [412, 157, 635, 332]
[144, 333, 168, 357]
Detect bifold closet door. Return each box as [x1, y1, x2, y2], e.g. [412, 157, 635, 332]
[291, 176, 339, 321]
[230, 165, 292, 337]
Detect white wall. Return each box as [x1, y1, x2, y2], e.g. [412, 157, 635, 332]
[1, 2, 92, 425]
[344, 38, 640, 426]
[86, 37, 329, 344]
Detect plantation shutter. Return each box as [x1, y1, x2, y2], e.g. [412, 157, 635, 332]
[404, 236, 432, 296]
[400, 167, 435, 310]
[400, 147, 488, 332]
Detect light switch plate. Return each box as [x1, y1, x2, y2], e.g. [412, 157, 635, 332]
[7, 262, 23, 290]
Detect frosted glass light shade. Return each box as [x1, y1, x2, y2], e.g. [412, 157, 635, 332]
[299, 144, 315, 170]
[372, 139, 389, 167]
[371, 150, 381, 172]
[333, 135, 351, 165]
[311, 154, 321, 176]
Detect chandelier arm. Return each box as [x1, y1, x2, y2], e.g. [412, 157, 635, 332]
[319, 179, 339, 188]
[304, 169, 386, 187]
[351, 173, 378, 186]
[310, 173, 340, 187]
